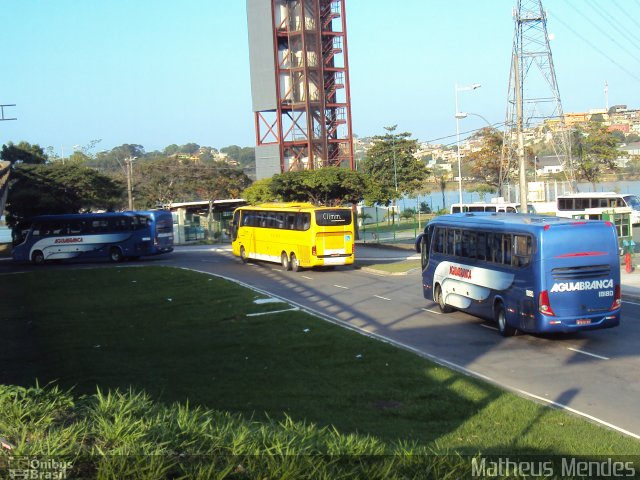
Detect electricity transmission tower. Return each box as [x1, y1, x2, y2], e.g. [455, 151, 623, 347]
[500, 0, 574, 206]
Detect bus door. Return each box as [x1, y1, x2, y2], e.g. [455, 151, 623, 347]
[231, 210, 240, 242]
[237, 210, 256, 256]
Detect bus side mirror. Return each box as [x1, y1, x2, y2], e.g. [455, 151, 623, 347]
[415, 233, 424, 253]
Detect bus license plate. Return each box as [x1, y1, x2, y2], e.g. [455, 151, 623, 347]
[576, 319, 591, 325]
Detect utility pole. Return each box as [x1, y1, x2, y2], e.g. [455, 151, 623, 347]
[124, 157, 136, 210]
[501, 0, 574, 204]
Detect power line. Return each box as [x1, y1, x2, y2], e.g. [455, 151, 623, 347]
[548, 9, 640, 84]
[598, 0, 640, 49]
[573, 0, 640, 63]
[424, 122, 505, 145]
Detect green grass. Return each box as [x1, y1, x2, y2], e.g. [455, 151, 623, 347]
[1, 266, 639, 477]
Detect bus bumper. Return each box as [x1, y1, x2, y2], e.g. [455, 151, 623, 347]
[534, 311, 620, 333]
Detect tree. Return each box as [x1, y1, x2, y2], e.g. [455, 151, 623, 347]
[135, 157, 186, 207]
[242, 178, 276, 204]
[88, 144, 146, 173]
[359, 130, 429, 206]
[163, 144, 179, 156]
[270, 167, 368, 206]
[221, 145, 256, 170]
[191, 161, 252, 202]
[179, 143, 200, 155]
[465, 127, 505, 187]
[1, 141, 48, 164]
[572, 123, 621, 189]
[470, 183, 497, 201]
[6, 163, 124, 226]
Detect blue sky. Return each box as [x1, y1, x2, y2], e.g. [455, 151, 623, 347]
[2, 0, 639, 156]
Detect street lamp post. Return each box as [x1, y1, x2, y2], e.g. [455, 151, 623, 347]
[384, 124, 398, 225]
[116, 156, 138, 210]
[125, 156, 137, 210]
[60, 145, 80, 164]
[455, 83, 481, 206]
[383, 124, 398, 193]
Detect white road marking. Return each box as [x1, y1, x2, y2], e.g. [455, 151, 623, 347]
[567, 347, 610, 360]
[421, 308, 442, 315]
[622, 300, 640, 306]
[373, 294, 391, 301]
[301, 275, 313, 280]
[480, 323, 498, 331]
[247, 307, 299, 317]
[333, 284, 348, 289]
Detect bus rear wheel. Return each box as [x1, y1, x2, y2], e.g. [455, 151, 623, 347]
[31, 250, 45, 265]
[109, 247, 123, 263]
[281, 252, 291, 271]
[435, 284, 452, 313]
[290, 253, 301, 272]
[496, 303, 517, 337]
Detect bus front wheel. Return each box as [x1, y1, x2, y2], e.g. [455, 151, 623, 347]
[290, 253, 301, 272]
[496, 303, 517, 337]
[281, 252, 291, 271]
[109, 247, 124, 263]
[240, 246, 248, 264]
[31, 250, 45, 265]
[435, 284, 452, 313]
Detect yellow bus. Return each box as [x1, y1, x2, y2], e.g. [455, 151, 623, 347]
[230, 203, 355, 271]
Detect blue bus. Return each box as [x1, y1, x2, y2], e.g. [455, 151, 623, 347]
[415, 213, 621, 336]
[12, 210, 174, 265]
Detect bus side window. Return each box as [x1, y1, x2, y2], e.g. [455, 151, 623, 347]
[467, 231, 477, 259]
[506, 207, 516, 212]
[486, 206, 497, 212]
[476, 231, 486, 260]
[266, 212, 276, 228]
[513, 235, 532, 267]
[295, 213, 310, 231]
[446, 228, 455, 256]
[434, 227, 445, 254]
[460, 230, 470, 257]
[68, 220, 82, 234]
[287, 214, 295, 229]
[502, 234, 512, 266]
[31, 223, 43, 237]
[488, 233, 502, 263]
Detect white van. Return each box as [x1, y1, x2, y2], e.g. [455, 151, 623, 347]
[556, 192, 640, 224]
[450, 202, 536, 214]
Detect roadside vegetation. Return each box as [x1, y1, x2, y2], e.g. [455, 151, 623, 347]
[1, 266, 639, 477]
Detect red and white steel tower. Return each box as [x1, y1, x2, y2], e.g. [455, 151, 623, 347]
[247, 0, 354, 179]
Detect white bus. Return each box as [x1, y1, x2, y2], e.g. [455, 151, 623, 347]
[450, 202, 536, 214]
[555, 192, 640, 224]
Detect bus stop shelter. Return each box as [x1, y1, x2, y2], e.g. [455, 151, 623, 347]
[168, 199, 246, 244]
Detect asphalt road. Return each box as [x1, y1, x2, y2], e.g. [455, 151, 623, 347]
[3, 246, 640, 440]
